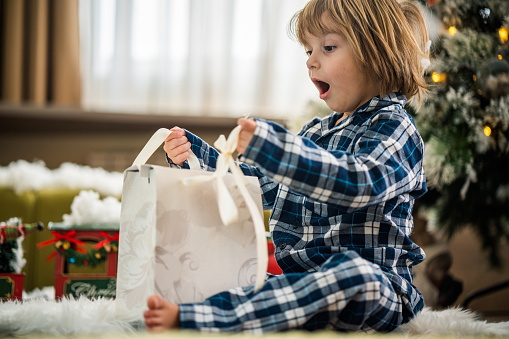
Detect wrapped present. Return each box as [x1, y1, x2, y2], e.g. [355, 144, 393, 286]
[1, 217, 44, 301]
[116, 127, 268, 314]
[0, 273, 24, 301]
[38, 223, 119, 300]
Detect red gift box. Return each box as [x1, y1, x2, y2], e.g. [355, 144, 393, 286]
[267, 241, 282, 275]
[42, 227, 118, 300]
[0, 273, 24, 301]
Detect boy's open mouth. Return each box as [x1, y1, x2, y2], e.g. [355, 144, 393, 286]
[312, 79, 330, 99]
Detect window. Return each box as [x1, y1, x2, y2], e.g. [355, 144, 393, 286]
[79, 0, 316, 119]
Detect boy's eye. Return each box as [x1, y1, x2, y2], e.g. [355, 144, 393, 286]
[324, 46, 336, 52]
[306, 50, 312, 56]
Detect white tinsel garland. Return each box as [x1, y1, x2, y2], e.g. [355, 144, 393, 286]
[0, 160, 123, 197]
[61, 190, 121, 226]
[11, 237, 25, 274]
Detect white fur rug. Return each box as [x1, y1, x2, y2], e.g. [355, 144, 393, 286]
[1, 288, 509, 337]
[0, 287, 143, 336]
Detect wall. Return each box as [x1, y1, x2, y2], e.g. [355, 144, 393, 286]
[0, 104, 247, 171]
[448, 228, 509, 322]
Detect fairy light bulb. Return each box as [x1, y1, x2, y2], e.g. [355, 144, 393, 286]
[484, 125, 492, 137]
[448, 26, 457, 36]
[432, 72, 446, 83]
[499, 27, 508, 43]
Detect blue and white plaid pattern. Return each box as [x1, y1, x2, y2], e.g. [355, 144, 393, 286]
[174, 93, 426, 333]
[180, 251, 404, 333]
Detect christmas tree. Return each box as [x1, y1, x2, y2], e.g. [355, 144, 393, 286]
[414, 0, 509, 267]
[0, 218, 44, 273]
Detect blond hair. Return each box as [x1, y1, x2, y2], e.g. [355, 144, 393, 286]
[289, 0, 430, 104]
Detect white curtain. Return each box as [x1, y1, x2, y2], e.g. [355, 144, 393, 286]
[78, 0, 317, 119]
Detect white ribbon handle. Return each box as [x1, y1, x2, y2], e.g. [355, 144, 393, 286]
[132, 128, 200, 169]
[183, 126, 268, 292]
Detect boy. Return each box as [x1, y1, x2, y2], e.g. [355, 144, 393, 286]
[144, 0, 430, 332]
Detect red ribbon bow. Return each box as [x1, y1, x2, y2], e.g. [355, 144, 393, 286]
[37, 230, 86, 261]
[0, 227, 6, 245]
[94, 231, 119, 250]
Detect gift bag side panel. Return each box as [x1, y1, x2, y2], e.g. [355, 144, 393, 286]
[152, 166, 264, 304]
[116, 167, 157, 313]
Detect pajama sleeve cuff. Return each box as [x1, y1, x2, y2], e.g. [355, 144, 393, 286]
[240, 119, 273, 168]
[166, 153, 190, 169]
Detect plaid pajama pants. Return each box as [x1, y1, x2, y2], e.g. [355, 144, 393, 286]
[179, 251, 406, 333]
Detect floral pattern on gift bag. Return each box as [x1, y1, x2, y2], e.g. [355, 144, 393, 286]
[152, 169, 262, 304]
[115, 127, 267, 316]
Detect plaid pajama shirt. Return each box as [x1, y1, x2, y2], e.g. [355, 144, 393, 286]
[171, 92, 427, 333]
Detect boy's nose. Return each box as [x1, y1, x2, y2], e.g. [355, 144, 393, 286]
[306, 55, 319, 70]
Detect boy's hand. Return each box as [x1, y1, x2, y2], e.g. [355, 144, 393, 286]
[164, 127, 191, 166]
[237, 118, 257, 154]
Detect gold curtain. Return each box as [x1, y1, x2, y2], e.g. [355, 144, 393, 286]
[0, 0, 81, 106]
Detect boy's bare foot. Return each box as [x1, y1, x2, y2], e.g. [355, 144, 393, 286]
[143, 295, 180, 331]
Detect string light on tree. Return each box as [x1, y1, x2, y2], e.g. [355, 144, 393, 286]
[484, 125, 492, 137]
[499, 27, 508, 43]
[432, 72, 446, 83]
[448, 26, 458, 36]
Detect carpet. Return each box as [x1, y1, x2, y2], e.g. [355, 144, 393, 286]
[1, 289, 509, 338]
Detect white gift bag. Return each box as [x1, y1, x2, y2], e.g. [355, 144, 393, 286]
[115, 127, 268, 314]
